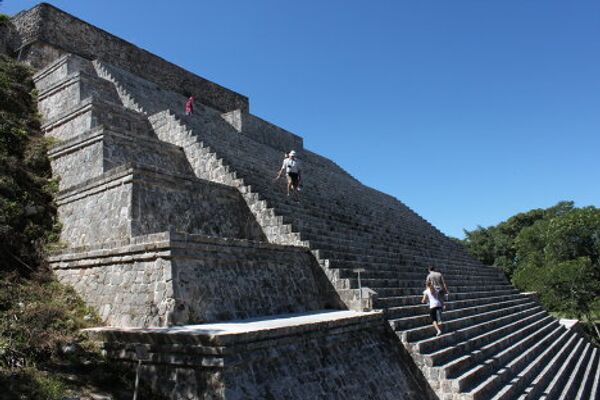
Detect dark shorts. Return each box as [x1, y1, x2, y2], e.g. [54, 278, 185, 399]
[287, 172, 299, 186]
[430, 307, 443, 324]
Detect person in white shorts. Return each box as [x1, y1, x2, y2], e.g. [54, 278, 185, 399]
[421, 281, 444, 336]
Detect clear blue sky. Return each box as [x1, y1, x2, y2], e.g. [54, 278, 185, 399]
[4, 1, 599, 238]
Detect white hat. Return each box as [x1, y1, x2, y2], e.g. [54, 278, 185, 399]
[289, 150, 296, 156]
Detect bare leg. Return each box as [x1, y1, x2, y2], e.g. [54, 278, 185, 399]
[433, 321, 442, 336]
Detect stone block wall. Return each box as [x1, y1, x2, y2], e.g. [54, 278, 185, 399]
[221, 110, 304, 153]
[41, 97, 152, 141]
[54, 257, 173, 327]
[0, 20, 20, 56]
[90, 312, 431, 399]
[57, 168, 133, 247]
[56, 166, 265, 247]
[170, 240, 335, 322]
[48, 127, 194, 190]
[12, 3, 249, 112]
[33, 53, 95, 92]
[37, 72, 118, 122]
[130, 170, 264, 241]
[218, 322, 425, 399]
[49, 233, 344, 327]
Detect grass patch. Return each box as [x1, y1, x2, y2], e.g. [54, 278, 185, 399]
[0, 270, 161, 399]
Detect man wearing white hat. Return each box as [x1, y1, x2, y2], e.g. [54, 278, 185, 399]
[275, 150, 302, 199]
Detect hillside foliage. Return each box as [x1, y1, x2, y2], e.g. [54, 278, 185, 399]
[461, 201, 600, 342]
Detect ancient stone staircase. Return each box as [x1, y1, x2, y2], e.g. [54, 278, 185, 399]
[29, 49, 429, 398]
[90, 59, 600, 400]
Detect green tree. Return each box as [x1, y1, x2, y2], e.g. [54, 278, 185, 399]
[462, 203, 600, 342]
[462, 201, 575, 277]
[514, 208, 600, 338]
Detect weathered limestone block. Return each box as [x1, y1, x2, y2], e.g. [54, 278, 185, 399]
[54, 257, 172, 327]
[12, 3, 248, 112]
[0, 19, 20, 56]
[33, 53, 95, 93]
[48, 126, 194, 190]
[87, 312, 430, 399]
[42, 97, 152, 141]
[170, 242, 333, 322]
[56, 166, 265, 247]
[221, 110, 303, 153]
[36, 70, 119, 122]
[57, 170, 133, 247]
[49, 233, 343, 327]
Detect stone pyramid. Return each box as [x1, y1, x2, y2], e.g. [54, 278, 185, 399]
[6, 4, 599, 399]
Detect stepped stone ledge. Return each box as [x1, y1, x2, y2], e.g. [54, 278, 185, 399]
[7, 3, 598, 399]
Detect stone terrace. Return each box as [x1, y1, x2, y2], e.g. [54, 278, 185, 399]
[10, 3, 599, 400]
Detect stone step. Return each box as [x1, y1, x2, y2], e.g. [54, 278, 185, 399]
[263, 188, 440, 235]
[531, 335, 586, 400]
[315, 248, 404, 265]
[347, 276, 508, 291]
[332, 258, 494, 281]
[401, 302, 540, 344]
[302, 225, 473, 260]
[298, 222, 455, 253]
[557, 342, 594, 400]
[376, 283, 514, 299]
[337, 267, 505, 283]
[452, 317, 561, 394]
[385, 293, 531, 320]
[375, 288, 520, 309]
[462, 325, 573, 400]
[390, 297, 533, 331]
[303, 226, 438, 254]
[265, 199, 465, 249]
[512, 330, 581, 400]
[412, 305, 544, 354]
[328, 259, 499, 279]
[587, 349, 600, 400]
[343, 278, 509, 292]
[437, 313, 553, 376]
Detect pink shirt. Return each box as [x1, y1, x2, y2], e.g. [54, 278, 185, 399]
[185, 97, 194, 113]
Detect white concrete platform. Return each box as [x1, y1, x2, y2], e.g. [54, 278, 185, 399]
[85, 309, 384, 345]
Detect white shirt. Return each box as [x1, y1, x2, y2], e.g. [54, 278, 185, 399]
[423, 288, 442, 309]
[282, 157, 301, 174]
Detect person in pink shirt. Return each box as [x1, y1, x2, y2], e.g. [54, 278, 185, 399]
[185, 96, 194, 115]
